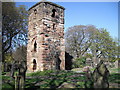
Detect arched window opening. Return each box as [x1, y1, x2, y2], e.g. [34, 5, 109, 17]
[33, 59, 37, 71]
[34, 41, 37, 51]
[34, 9, 37, 15]
[51, 9, 56, 17]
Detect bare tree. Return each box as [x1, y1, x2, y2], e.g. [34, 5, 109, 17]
[65, 25, 118, 65]
[65, 25, 96, 58]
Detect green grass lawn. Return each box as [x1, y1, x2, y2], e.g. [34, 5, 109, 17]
[25, 70, 86, 88]
[1, 67, 120, 89]
[108, 67, 120, 73]
[2, 70, 86, 89]
[2, 75, 14, 89]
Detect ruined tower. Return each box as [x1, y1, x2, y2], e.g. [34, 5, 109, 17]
[27, 1, 65, 72]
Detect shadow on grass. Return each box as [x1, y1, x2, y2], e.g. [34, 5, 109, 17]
[2, 70, 88, 89]
[109, 73, 120, 84]
[25, 70, 69, 89]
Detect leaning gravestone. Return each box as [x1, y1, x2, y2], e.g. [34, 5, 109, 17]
[18, 61, 27, 90]
[15, 61, 27, 90]
[93, 60, 110, 88]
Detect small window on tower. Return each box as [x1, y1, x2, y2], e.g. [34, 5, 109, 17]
[53, 24, 55, 30]
[34, 41, 37, 51]
[34, 9, 37, 15]
[51, 9, 56, 17]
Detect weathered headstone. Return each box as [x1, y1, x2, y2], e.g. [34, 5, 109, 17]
[83, 66, 93, 88]
[83, 66, 90, 72]
[86, 58, 93, 67]
[114, 60, 118, 68]
[18, 61, 27, 90]
[93, 60, 110, 88]
[58, 82, 76, 88]
[14, 61, 27, 90]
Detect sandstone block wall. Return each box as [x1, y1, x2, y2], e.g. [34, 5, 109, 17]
[27, 1, 65, 72]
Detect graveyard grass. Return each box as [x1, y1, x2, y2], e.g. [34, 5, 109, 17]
[2, 67, 120, 89]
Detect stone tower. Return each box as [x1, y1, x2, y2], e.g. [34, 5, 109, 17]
[27, 1, 65, 72]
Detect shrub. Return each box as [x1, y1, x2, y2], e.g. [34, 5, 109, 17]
[73, 57, 86, 68]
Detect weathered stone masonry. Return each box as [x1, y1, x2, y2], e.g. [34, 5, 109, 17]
[27, 1, 65, 71]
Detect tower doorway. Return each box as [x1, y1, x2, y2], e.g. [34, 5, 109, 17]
[33, 59, 37, 71]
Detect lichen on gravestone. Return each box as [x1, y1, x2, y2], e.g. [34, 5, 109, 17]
[93, 60, 110, 88]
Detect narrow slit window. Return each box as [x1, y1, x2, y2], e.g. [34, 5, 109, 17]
[53, 24, 55, 30]
[34, 41, 37, 51]
[51, 9, 56, 17]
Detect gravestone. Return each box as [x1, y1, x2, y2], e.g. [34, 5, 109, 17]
[114, 60, 118, 68]
[86, 58, 93, 67]
[93, 60, 110, 88]
[83, 66, 93, 88]
[58, 82, 76, 88]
